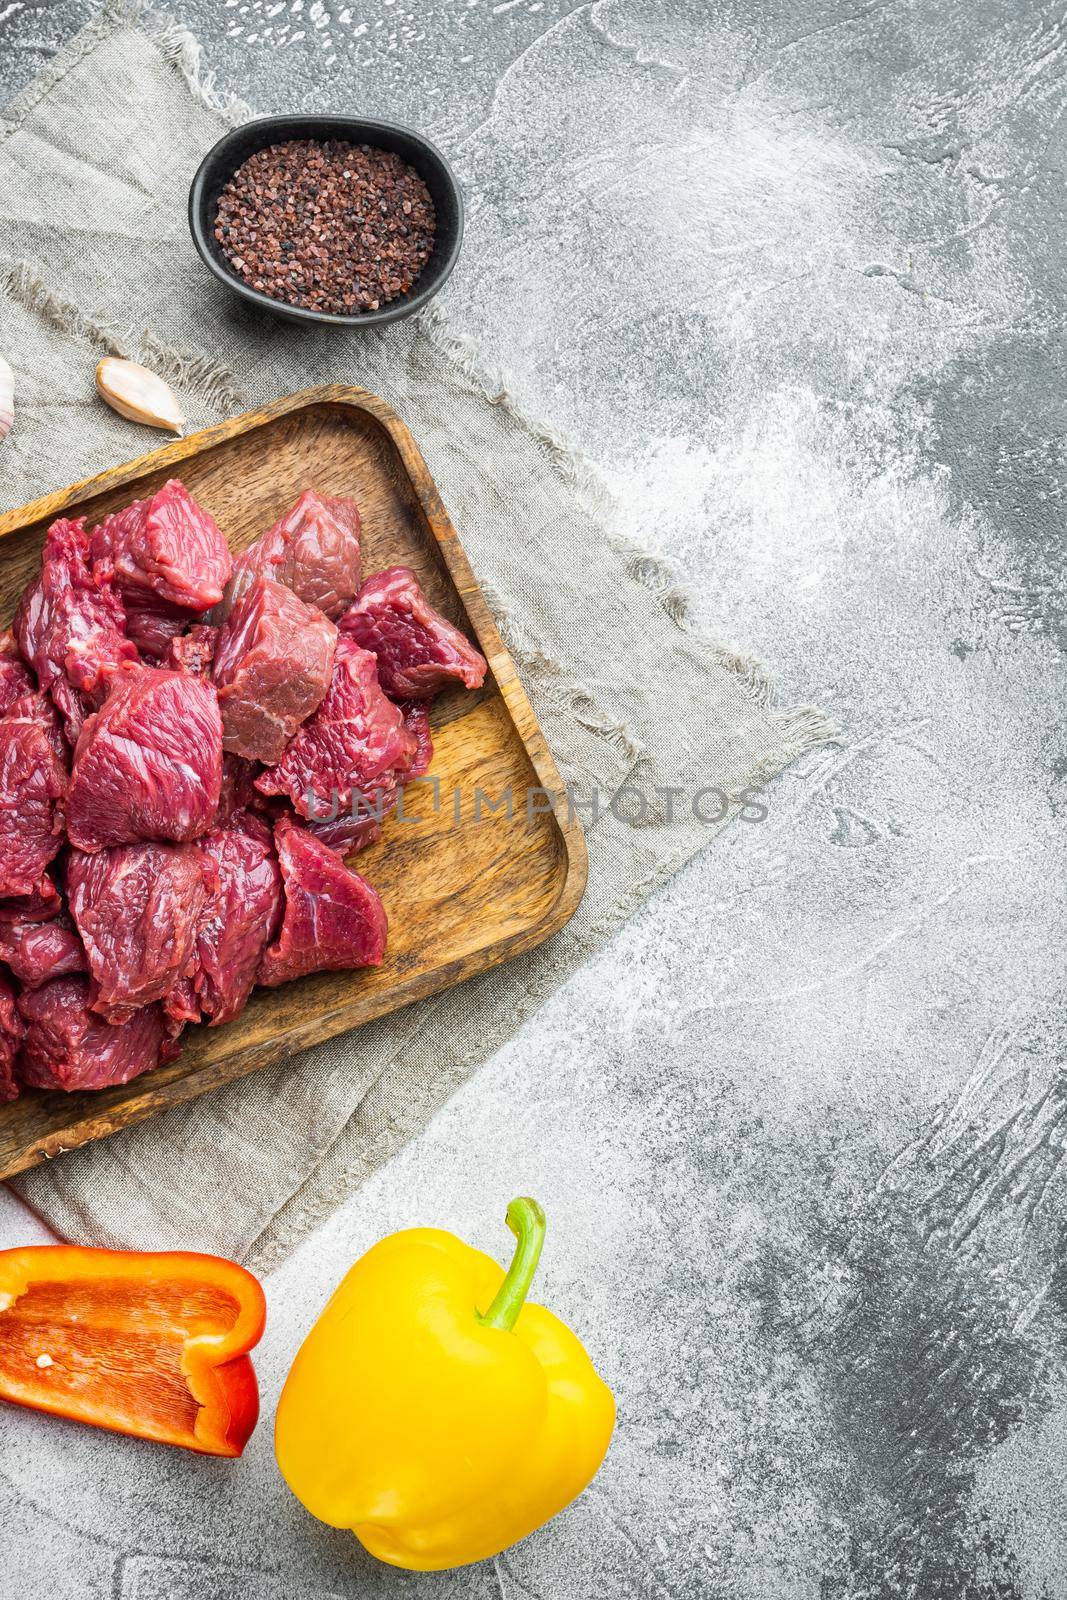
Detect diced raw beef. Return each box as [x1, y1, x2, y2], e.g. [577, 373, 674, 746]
[122, 592, 196, 662]
[165, 623, 217, 676]
[256, 637, 415, 821]
[0, 876, 62, 925]
[258, 815, 387, 987]
[221, 490, 361, 622]
[400, 699, 434, 780]
[17, 976, 179, 1092]
[0, 913, 85, 987]
[170, 810, 282, 1026]
[214, 753, 271, 825]
[66, 665, 223, 852]
[67, 841, 209, 1023]
[340, 566, 487, 699]
[304, 699, 434, 856]
[0, 693, 67, 899]
[213, 577, 336, 763]
[304, 806, 387, 857]
[90, 479, 231, 611]
[161, 977, 198, 1027]
[0, 631, 34, 716]
[0, 973, 22, 1103]
[15, 517, 139, 742]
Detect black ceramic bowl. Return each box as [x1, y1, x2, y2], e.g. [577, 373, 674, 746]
[188, 115, 464, 327]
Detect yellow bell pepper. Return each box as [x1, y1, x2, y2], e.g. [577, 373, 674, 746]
[274, 1196, 615, 1571]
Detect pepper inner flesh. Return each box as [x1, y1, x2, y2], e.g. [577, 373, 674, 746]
[0, 1275, 242, 1444]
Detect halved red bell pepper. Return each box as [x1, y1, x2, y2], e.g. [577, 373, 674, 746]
[0, 1245, 266, 1456]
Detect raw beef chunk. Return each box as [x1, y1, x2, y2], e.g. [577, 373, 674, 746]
[122, 592, 196, 662]
[17, 976, 178, 1092]
[215, 753, 270, 825]
[221, 490, 361, 621]
[66, 665, 223, 852]
[90, 479, 231, 611]
[258, 815, 387, 987]
[256, 637, 415, 822]
[213, 577, 336, 763]
[0, 693, 67, 899]
[165, 623, 217, 676]
[0, 974, 22, 1103]
[170, 810, 282, 1026]
[340, 566, 487, 699]
[304, 807, 387, 856]
[0, 876, 62, 924]
[0, 631, 34, 716]
[304, 699, 434, 856]
[16, 517, 138, 742]
[67, 841, 208, 1023]
[400, 700, 434, 780]
[0, 913, 85, 987]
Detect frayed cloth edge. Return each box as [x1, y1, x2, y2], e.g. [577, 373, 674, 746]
[0, 257, 246, 416]
[0, 0, 253, 137]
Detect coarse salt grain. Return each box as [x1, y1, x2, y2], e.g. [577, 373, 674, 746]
[214, 138, 436, 316]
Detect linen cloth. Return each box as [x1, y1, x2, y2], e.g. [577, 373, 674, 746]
[0, 6, 833, 1270]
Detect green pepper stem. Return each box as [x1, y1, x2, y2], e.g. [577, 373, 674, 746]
[476, 1197, 546, 1332]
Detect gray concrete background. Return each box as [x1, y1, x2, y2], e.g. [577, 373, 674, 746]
[2, 1, 1066, 1596]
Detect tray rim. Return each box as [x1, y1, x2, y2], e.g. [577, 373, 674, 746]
[0, 385, 588, 1177]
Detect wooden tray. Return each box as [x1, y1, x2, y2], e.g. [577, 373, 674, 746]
[0, 387, 587, 1179]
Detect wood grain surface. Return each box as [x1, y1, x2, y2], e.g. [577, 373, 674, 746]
[0, 388, 587, 1179]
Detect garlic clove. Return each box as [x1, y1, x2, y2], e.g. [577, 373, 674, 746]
[0, 355, 13, 444]
[96, 357, 185, 434]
